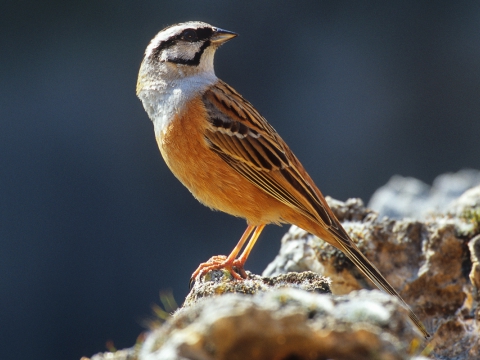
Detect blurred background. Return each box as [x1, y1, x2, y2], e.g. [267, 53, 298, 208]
[1, 1, 479, 359]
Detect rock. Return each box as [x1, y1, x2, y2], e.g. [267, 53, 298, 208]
[84, 348, 135, 360]
[184, 271, 331, 307]
[264, 187, 480, 359]
[368, 169, 480, 219]
[449, 186, 480, 218]
[139, 288, 425, 360]
[85, 173, 480, 360]
[469, 234, 480, 301]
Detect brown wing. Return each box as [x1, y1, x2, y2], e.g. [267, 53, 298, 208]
[202, 80, 430, 338]
[202, 80, 339, 230]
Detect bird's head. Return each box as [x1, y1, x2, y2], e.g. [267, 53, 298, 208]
[137, 21, 237, 93]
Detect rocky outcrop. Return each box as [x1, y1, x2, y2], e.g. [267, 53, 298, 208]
[85, 172, 480, 360]
[264, 183, 480, 359]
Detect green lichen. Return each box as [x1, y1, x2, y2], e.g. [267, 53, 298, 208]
[459, 206, 480, 236]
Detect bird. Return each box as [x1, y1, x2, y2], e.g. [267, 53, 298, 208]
[136, 21, 429, 338]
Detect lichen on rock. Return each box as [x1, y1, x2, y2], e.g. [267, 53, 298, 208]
[85, 172, 480, 360]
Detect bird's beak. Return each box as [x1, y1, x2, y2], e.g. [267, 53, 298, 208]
[211, 27, 238, 44]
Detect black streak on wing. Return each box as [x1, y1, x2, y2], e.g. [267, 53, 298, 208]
[203, 88, 333, 225]
[203, 83, 430, 339]
[207, 141, 308, 214]
[279, 168, 332, 226]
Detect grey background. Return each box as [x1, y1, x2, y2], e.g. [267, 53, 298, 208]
[1, 1, 479, 359]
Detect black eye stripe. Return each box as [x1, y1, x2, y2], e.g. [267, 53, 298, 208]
[195, 27, 213, 41]
[151, 27, 214, 58]
[168, 40, 211, 66]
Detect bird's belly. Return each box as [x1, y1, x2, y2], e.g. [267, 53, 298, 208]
[155, 99, 283, 225]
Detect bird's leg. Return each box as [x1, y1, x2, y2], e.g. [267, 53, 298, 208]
[232, 224, 266, 278]
[190, 224, 256, 282]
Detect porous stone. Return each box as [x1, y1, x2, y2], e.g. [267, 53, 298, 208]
[184, 271, 331, 307]
[139, 288, 424, 360]
[85, 348, 135, 360]
[368, 169, 480, 220]
[85, 174, 480, 360]
[264, 184, 480, 359]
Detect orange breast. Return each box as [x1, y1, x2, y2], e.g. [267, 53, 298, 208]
[156, 96, 286, 225]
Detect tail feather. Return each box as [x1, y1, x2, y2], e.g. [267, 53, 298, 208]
[331, 226, 430, 339]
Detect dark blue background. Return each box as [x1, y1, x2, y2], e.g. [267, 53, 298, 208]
[1, 2, 479, 359]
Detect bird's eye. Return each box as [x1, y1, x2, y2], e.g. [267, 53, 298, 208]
[181, 29, 198, 42]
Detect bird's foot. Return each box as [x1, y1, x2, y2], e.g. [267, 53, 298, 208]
[190, 255, 247, 287]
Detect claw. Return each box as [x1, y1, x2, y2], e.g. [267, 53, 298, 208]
[188, 225, 264, 288]
[189, 255, 246, 287]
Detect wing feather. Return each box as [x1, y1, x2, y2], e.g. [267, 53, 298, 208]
[202, 80, 334, 228]
[202, 81, 430, 338]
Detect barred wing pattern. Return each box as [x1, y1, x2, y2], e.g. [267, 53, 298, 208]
[201, 80, 429, 338]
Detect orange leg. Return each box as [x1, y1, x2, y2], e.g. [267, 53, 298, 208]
[232, 224, 266, 277]
[190, 224, 265, 283]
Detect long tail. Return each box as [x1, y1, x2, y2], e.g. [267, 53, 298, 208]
[330, 225, 430, 339]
